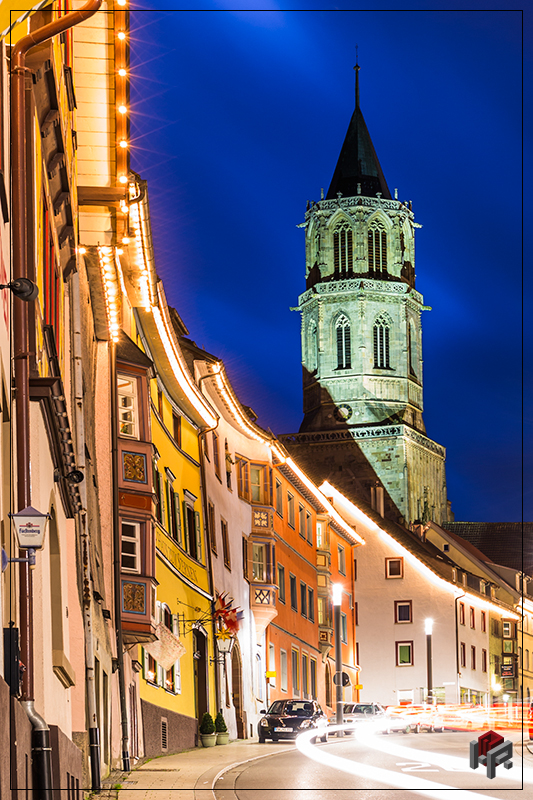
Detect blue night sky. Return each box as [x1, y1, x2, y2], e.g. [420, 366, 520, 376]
[129, 4, 527, 523]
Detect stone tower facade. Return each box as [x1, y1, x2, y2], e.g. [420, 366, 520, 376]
[288, 69, 449, 525]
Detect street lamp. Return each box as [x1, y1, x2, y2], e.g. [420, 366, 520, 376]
[332, 583, 343, 732]
[425, 618, 433, 705]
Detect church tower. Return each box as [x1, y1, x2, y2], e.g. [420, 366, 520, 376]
[287, 65, 449, 525]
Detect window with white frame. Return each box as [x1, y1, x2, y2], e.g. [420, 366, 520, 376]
[268, 643, 276, 688]
[121, 520, 141, 572]
[396, 641, 413, 666]
[341, 612, 348, 643]
[306, 512, 313, 544]
[118, 374, 139, 438]
[386, 557, 403, 578]
[252, 543, 266, 582]
[287, 493, 295, 528]
[394, 600, 412, 623]
[291, 648, 299, 693]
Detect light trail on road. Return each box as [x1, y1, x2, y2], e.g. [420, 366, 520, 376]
[295, 725, 523, 800]
[352, 720, 532, 783]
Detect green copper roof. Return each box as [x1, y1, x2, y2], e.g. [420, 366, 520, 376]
[327, 104, 391, 200]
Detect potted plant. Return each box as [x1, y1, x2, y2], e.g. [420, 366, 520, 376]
[199, 712, 216, 747]
[215, 710, 229, 745]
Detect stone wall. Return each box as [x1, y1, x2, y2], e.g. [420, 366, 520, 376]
[50, 725, 83, 800]
[10, 696, 33, 799]
[141, 699, 197, 757]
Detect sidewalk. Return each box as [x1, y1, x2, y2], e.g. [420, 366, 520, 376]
[110, 739, 295, 800]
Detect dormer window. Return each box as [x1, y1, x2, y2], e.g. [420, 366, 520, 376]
[333, 223, 353, 275]
[368, 225, 387, 273]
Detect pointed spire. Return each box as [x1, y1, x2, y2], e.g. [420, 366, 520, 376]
[326, 61, 391, 201]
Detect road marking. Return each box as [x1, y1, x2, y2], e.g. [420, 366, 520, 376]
[396, 762, 439, 772]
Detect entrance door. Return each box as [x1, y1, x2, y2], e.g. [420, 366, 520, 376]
[193, 629, 208, 724]
[231, 644, 245, 738]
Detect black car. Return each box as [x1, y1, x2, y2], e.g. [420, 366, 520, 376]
[258, 699, 329, 742]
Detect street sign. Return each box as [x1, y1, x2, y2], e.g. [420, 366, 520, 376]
[265, 671, 276, 678]
[354, 684, 363, 690]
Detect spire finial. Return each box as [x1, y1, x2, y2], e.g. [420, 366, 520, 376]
[354, 45, 360, 110]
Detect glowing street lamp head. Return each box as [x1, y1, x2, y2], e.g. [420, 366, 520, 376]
[425, 618, 433, 635]
[332, 583, 343, 606]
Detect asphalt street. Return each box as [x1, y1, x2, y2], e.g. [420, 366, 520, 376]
[212, 731, 530, 800]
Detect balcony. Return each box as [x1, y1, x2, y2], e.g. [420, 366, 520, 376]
[250, 583, 278, 644]
[318, 624, 333, 661]
[121, 575, 158, 644]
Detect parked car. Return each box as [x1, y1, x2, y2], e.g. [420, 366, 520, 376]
[373, 709, 413, 734]
[388, 704, 444, 733]
[258, 699, 329, 742]
[329, 702, 386, 732]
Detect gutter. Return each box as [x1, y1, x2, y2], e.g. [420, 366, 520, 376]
[10, 2, 102, 797]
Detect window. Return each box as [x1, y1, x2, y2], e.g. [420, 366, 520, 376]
[299, 505, 306, 539]
[287, 493, 295, 528]
[221, 520, 230, 569]
[300, 582, 307, 618]
[470, 607, 475, 629]
[341, 612, 348, 644]
[325, 662, 332, 707]
[503, 621, 515, 638]
[146, 652, 157, 684]
[310, 659, 317, 699]
[308, 321, 318, 372]
[213, 432, 221, 478]
[471, 646, 476, 670]
[482, 649, 487, 673]
[386, 558, 403, 578]
[354, 601, 358, 625]
[306, 512, 313, 545]
[368, 225, 387, 272]
[408, 323, 417, 377]
[121, 521, 140, 572]
[459, 603, 465, 625]
[268, 643, 276, 688]
[395, 601, 412, 623]
[460, 642, 466, 668]
[290, 575, 297, 611]
[242, 536, 247, 578]
[494, 654, 500, 676]
[481, 611, 486, 632]
[291, 649, 299, 693]
[373, 314, 391, 369]
[236, 458, 250, 500]
[333, 223, 353, 275]
[157, 388, 164, 419]
[250, 466, 262, 502]
[280, 650, 288, 692]
[169, 488, 181, 544]
[182, 498, 201, 561]
[503, 640, 514, 654]
[338, 545, 346, 576]
[42, 208, 60, 332]
[302, 653, 309, 698]
[118, 375, 139, 438]
[353, 559, 357, 581]
[316, 521, 324, 548]
[396, 641, 413, 666]
[308, 588, 314, 622]
[172, 413, 181, 448]
[208, 502, 217, 554]
[278, 564, 285, 603]
[252, 543, 266, 581]
[491, 618, 500, 636]
[275, 479, 283, 516]
[336, 314, 351, 369]
[318, 597, 329, 626]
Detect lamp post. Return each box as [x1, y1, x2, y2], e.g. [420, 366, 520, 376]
[332, 583, 343, 732]
[425, 618, 433, 705]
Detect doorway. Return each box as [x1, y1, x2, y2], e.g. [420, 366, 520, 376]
[231, 642, 245, 738]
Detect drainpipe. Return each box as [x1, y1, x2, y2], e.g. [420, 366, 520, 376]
[70, 269, 101, 790]
[110, 340, 131, 772]
[10, 3, 101, 798]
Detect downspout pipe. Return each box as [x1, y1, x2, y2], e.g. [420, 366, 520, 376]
[110, 341, 130, 773]
[70, 269, 101, 790]
[10, 4, 102, 799]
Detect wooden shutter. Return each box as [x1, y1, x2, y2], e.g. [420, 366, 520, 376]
[174, 493, 182, 544]
[262, 467, 269, 506]
[195, 512, 202, 563]
[142, 647, 148, 679]
[182, 501, 189, 553]
[242, 536, 248, 580]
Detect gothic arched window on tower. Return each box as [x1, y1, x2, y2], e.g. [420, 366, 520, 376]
[373, 314, 391, 369]
[368, 225, 387, 273]
[333, 224, 353, 276]
[408, 322, 417, 377]
[309, 321, 318, 373]
[336, 315, 351, 370]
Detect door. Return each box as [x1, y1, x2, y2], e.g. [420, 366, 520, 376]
[193, 629, 208, 724]
[231, 643, 245, 738]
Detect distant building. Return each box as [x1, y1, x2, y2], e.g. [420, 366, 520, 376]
[282, 66, 449, 527]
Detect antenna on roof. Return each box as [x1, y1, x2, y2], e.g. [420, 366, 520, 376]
[354, 45, 360, 110]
